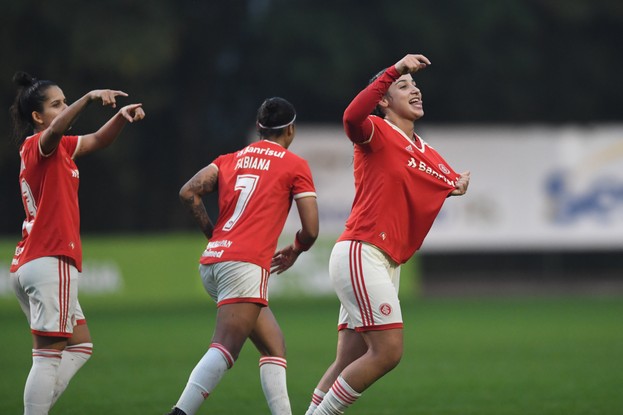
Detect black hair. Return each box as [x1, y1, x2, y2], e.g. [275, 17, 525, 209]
[9, 71, 57, 144]
[369, 68, 387, 118]
[256, 97, 296, 139]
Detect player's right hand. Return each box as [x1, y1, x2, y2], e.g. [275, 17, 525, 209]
[270, 245, 301, 275]
[394, 54, 431, 75]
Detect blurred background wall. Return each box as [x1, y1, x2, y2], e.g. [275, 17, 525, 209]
[1, 0, 622, 296]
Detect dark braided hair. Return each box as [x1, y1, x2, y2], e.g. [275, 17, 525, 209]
[256, 97, 296, 139]
[9, 71, 57, 144]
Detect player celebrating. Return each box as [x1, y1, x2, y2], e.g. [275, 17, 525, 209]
[304, 54, 470, 414]
[8, 71, 145, 415]
[167, 97, 318, 415]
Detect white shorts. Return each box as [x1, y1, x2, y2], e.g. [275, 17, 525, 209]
[200, 261, 269, 307]
[10, 256, 86, 338]
[331, 241, 403, 332]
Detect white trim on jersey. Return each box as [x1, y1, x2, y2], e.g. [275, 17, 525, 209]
[383, 118, 430, 153]
[358, 118, 375, 145]
[293, 191, 317, 200]
[71, 135, 84, 159]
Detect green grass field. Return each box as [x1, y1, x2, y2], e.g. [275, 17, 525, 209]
[1, 234, 622, 414]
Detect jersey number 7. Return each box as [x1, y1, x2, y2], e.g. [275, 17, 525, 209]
[222, 174, 260, 232]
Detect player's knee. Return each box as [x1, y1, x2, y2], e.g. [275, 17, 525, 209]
[378, 346, 402, 372]
[370, 340, 403, 372]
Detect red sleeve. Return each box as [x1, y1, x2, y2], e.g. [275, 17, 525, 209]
[60, 135, 80, 158]
[343, 66, 401, 143]
[292, 159, 316, 199]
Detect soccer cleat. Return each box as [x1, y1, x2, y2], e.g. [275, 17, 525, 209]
[166, 407, 187, 415]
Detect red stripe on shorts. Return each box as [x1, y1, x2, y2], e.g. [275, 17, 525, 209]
[349, 242, 374, 327]
[58, 257, 70, 334]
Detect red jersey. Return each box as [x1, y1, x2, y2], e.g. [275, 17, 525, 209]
[11, 133, 83, 272]
[200, 140, 317, 271]
[338, 66, 459, 264]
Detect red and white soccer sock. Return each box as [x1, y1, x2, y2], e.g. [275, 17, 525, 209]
[304, 388, 326, 415]
[175, 343, 234, 415]
[313, 375, 361, 415]
[24, 349, 62, 415]
[50, 343, 93, 407]
[259, 356, 292, 415]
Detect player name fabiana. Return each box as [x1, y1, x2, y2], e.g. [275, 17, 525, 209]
[234, 147, 286, 172]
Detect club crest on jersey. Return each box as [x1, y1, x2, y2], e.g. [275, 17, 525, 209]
[379, 303, 392, 316]
[438, 164, 451, 175]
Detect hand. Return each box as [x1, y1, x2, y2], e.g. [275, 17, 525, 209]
[120, 103, 145, 122]
[270, 244, 301, 275]
[89, 89, 129, 108]
[394, 54, 431, 75]
[451, 171, 470, 196]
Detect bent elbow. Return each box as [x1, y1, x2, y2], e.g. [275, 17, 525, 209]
[179, 186, 192, 203]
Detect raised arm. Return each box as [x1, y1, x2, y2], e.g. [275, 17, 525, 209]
[343, 54, 431, 143]
[179, 164, 219, 239]
[343, 66, 400, 143]
[270, 196, 319, 275]
[40, 89, 129, 155]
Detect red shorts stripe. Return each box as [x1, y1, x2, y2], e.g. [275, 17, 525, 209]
[349, 242, 374, 326]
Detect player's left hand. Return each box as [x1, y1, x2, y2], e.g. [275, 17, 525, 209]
[271, 245, 301, 274]
[451, 171, 470, 196]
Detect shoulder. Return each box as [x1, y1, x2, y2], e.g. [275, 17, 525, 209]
[284, 149, 306, 162]
[354, 116, 394, 149]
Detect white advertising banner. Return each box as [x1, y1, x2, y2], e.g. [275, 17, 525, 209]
[284, 124, 623, 252]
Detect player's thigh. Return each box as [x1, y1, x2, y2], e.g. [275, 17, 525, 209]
[12, 256, 80, 337]
[330, 241, 402, 330]
[335, 328, 367, 364]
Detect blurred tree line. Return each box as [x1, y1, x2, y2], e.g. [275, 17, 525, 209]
[1, 0, 622, 235]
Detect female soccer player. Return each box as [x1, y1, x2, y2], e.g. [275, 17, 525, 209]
[167, 97, 319, 415]
[305, 54, 470, 414]
[8, 71, 145, 415]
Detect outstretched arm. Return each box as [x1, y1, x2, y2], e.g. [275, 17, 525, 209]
[271, 196, 319, 274]
[40, 89, 129, 155]
[179, 164, 219, 239]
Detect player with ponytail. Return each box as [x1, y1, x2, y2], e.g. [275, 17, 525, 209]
[8, 71, 145, 415]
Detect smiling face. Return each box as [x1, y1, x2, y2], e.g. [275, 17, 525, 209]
[31, 85, 68, 131]
[380, 74, 424, 122]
